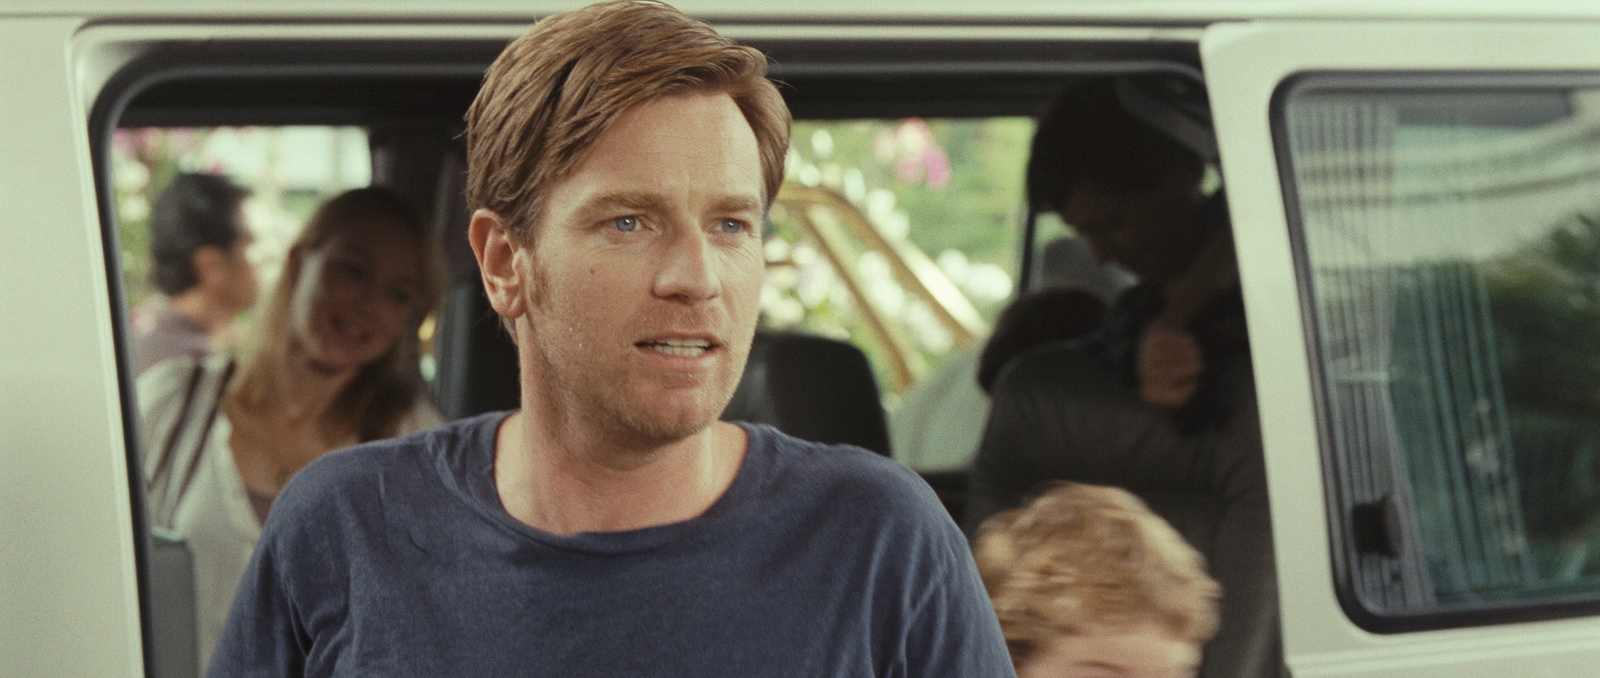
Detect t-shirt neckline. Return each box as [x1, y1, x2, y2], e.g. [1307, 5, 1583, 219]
[452, 412, 769, 556]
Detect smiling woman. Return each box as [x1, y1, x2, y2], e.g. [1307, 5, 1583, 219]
[136, 186, 443, 674]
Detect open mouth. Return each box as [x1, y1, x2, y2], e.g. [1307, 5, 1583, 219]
[637, 337, 716, 357]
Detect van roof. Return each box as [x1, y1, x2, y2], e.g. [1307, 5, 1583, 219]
[5, 0, 1600, 23]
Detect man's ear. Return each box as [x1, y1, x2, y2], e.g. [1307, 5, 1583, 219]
[468, 208, 531, 320]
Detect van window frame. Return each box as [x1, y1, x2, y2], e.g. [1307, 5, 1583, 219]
[1272, 69, 1600, 633]
[86, 41, 507, 677]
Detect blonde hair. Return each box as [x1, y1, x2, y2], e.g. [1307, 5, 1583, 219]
[974, 482, 1220, 665]
[465, 0, 790, 244]
[226, 187, 440, 442]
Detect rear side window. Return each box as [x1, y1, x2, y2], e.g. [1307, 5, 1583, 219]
[1280, 75, 1600, 628]
[112, 126, 371, 315]
[763, 117, 1032, 397]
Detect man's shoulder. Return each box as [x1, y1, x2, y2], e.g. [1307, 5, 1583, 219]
[270, 412, 499, 529]
[749, 424, 947, 525]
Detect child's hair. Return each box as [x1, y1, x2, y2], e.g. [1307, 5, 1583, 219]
[973, 482, 1220, 666]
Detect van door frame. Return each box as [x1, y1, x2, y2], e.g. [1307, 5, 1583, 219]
[1203, 19, 1600, 678]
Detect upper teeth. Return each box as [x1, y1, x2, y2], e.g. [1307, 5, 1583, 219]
[648, 338, 711, 356]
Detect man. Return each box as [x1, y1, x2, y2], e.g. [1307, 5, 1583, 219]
[208, 2, 1014, 676]
[133, 172, 258, 375]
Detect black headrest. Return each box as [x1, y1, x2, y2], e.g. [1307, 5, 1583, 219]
[721, 331, 891, 456]
[432, 281, 521, 420]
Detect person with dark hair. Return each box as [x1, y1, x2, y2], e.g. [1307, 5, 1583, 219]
[1022, 77, 1243, 416]
[208, 2, 1013, 676]
[132, 172, 258, 375]
[139, 185, 441, 674]
[967, 77, 1280, 678]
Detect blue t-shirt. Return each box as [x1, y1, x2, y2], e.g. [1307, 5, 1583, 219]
[208, 413, 1015, 677]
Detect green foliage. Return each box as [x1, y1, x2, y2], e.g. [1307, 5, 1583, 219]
[1489, 213, 1600, 417]
[1482, 210, 1600, 575]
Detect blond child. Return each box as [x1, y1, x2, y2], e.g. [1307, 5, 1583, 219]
[975, 483, 1221, 678]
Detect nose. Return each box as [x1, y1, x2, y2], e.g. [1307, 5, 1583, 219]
[652, 226, 720, 303]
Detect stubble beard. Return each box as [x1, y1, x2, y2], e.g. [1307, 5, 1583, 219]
[522, 273, 749, 454]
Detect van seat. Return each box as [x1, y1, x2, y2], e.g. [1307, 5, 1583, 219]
[721, 331, 891, 456]
[149, 527, 197, 678]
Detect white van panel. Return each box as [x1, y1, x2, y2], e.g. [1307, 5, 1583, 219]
[0, 17, 145, 678]
[1204, 18, 1600, 678]
[9, 0, 1600, 23]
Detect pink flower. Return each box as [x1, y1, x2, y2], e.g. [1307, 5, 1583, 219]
[923, 146, 950, 189]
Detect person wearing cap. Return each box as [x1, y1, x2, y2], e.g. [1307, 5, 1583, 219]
[965, 76, 1280, 678]
[1022, 77, 1246, 423]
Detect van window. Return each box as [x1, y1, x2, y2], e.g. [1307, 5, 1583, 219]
[112, 126, 372, 318]
[762, 117, 1032, 399]
[1280, 77, 1600, 625]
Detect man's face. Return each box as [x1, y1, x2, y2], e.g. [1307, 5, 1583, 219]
[517, 92, 766, 447]
[1055, 168, 1205, 288]
[219, 217, 259, 313]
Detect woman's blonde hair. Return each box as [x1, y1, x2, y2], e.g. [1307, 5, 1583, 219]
[974, 482, 1221, 666]
[465, 0, 790, 245]
[226, 186, 440, 442]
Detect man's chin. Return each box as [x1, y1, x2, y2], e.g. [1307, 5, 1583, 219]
[607, 391, 732, 448]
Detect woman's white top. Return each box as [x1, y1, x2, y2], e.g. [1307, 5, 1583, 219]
[137, 354, 442, 674]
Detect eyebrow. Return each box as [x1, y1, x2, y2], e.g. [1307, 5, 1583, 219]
[331, 247, 423, 287]
[709, 194, 764, 216]
[575, 191, 764, 221]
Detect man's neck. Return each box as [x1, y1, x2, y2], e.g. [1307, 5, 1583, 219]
[492, 411, 746, 537]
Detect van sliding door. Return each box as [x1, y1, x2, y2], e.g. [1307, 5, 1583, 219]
[1204, 20, 1600, 678]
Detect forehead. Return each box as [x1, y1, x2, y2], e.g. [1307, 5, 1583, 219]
[556, 93, 764, 204]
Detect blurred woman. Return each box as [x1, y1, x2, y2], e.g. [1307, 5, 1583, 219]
[138, 186, 440, 673]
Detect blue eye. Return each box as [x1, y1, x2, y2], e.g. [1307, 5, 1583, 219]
[717, 219, 746, 234]
[612, 216, 640, 233]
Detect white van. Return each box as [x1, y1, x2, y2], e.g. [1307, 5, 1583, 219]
[9, 1, 1600, 676]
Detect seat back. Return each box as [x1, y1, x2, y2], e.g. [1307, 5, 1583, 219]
[149, 527, 197, 678]
[432, 280, 521, 420]
[721, 331, 891, 456]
